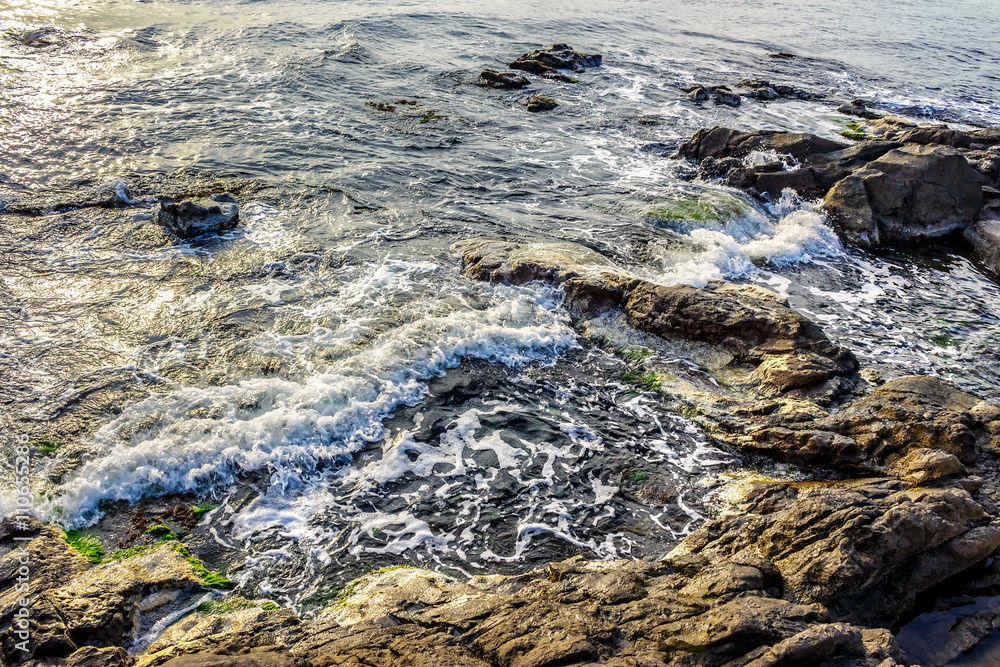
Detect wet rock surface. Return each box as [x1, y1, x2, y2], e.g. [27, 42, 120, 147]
[156, 194, 240, 240]
[508, 43, 601, 80]
[718, 375, 1000, 470]
[129, 559, 903, 667]
[477, 69, 530, 89]
[823, 145, 986, 246]
[525, 95, 558, 112]
[0, 517, 211, 665]
[451, 238, 860, 400]
[675, 124, 1000, 256]
[675, 477, 1000, 625]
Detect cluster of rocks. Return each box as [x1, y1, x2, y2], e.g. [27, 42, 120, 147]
[682, 79, 824, 107]
[477, 44, 602, 113]
[674, 122, 1000, 265]
[11, 235, 1000, 666]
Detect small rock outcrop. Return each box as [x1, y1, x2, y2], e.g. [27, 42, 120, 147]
[155, 193, 240, 240]
[525, 95, 558, 112]
[478, 69, 530, 89]
[508, 43, 601, 81]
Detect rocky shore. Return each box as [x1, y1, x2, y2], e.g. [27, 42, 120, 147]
[4, 45, 1000, 667]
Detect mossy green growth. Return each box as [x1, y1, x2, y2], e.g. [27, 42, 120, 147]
[648, 193, 752, 225]
[621, 370, 662, 391]
[108, 544, 154, 562]
[191, 505, 216, 518]
[64, 530, 105, 564]
[627, 471, 649, 483]
[145, 524, 177, 541]
[841, 121, 868, 140]
[619, 345, 653, 364]
[931, 333, 958, 348]
[419, 113, 445, 124]
[330, 565, 417, 608]
[33, 436, 60, 454]
[167, 542, 232, 588]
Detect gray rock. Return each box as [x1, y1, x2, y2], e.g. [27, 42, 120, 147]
[156, 195, 240, 239]
[824, 144, 986, 246]
[508, 44, 601, 77]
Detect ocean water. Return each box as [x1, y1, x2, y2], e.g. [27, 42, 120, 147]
[1, 0, 1000, 629]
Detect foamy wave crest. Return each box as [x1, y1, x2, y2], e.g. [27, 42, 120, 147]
[36, 284, 576, 527]
[654, 191, 842, 287]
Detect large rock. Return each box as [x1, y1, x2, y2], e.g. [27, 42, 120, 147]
[728, 375, 1000, 470]
[0, 518, 211, 665]
[156, 193, 240, 239]
[674, 477, 1000, 624]
[677, 127, 847, 163]
[677, 126, 900, 200]
[135, 559, 902, 667]
[823, 144, 986, 246]
[451, 239, 860, 398]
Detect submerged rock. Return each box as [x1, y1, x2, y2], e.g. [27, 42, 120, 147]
[508, 43, 601, 81]
[525, 95, 558, 112]
[478, 68, 530, 89]
[837, 99, 883, 120]
[155, 193, 240, 239]
[738, 79, 825, 101]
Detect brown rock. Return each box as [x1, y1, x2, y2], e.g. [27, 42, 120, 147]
[136, 558, 900, 667]
[675, 478, 1000, 622]
[478, 69, 530, 89]
[525, 95, 558, 112]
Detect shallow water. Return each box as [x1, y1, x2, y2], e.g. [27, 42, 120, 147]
[2, 0, 1000, 628]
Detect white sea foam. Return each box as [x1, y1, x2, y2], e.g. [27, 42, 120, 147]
[32, 268, 577, 527]
[653, 191, 843, 287]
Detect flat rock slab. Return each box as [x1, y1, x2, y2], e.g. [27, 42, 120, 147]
[134, 558, 902, 667]
[675, 477, 1000, 623]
